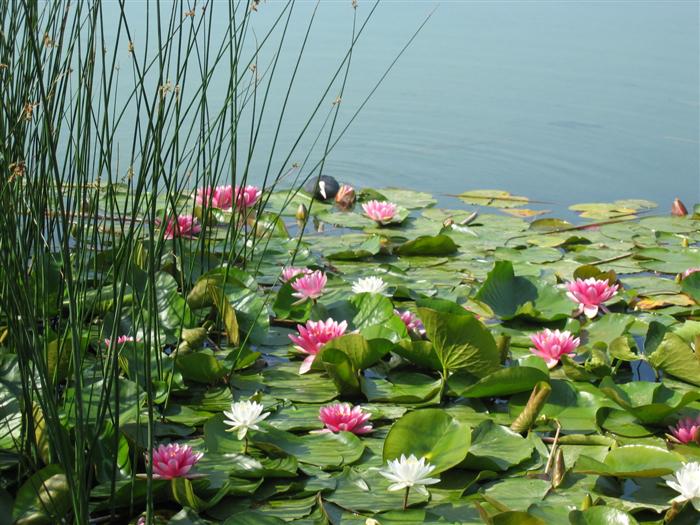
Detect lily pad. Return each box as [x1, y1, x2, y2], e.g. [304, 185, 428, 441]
[575, 445, 683, 477]
[450, 366, 549, 398]
[462, 420, 534, 472]
[383, 409, 471, 474]
[597, 377, 700, 424]
[457, 190, 530, 208]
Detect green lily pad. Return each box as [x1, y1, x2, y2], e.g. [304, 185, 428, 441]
[262, 365, 339, 403]
[569, 507, 640, 525]
[362, 371, 442, 404]
[418, 306, 500, 377]
[597, 377, 700, 424]
[374, 188, 437, 210]
[475, 261, 571, 321]
[254, 427, 365, 469]
[575, 445, 683, 477]
[451, 366, 549, 398]
[12, 465, 70, 525]
[457, 190, 530, 208]
[462, 420, 534, 472]
[394, 234, 458, 257]
[383, 409, 471, 474]
[326, 235, 383, 260]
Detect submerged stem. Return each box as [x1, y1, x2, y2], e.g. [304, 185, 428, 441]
[403, 487, 410, 510]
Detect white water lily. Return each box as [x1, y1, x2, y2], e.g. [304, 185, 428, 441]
[378, 454, 440, 495]
[665, 461, 700, 511]
[223, 400, 270, 440]
[352, 276, 388, 295]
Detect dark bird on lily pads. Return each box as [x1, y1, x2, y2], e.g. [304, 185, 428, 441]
[304, 175, 340, 201]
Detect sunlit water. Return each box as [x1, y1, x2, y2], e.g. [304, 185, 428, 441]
[107, 1, 699, 216]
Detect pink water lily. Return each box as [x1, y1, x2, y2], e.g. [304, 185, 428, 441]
[362, 200, 397, 223]
[566, 278, 619, 318]
[235, 185, 262, 209]
[147, 443, 203, 479]
[290, 270, 327, 302]
[104, 335, 139, 348]
[195, 185, 234, 210]
[530, 329, 580, 368]
[162, 215, 201, 239]
[281, 266, 312, 282]
[289, 318, 347, 374]
[669, 415, 700, 445]
[319, 403, 372, 435]
[394, 309, 425, 335]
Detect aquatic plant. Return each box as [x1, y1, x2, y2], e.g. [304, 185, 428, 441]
[352, 276, 388, 294]
[665, 462, 700, 511]
[104, 335, 138, 348]
[1, 0, 699, 523]
[147, 444, 203, 480]
[682, 267, 700, 279]
[319, 403, 373, 435]
[195, 185, 236, 211]
[394, 309, 425, 335]
[281, 266, 313, 282]
[162, 215, 202, 240]
[290, 270, 327, 301]
[362, 200, 398, 224]
[378, 454, 440, 509]
[669, 416, 700, 445]
[235, 185, 263, 210]
[223, 400, 270, 454]
[529, 329, 581, 368]
[289, 318, 348, 374]
[335, 184, 356, 209]
[566, 277, 619, 318]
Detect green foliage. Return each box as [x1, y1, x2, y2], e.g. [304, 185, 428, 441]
[418, 306, 500, 377]
[383, 409, 471, 474]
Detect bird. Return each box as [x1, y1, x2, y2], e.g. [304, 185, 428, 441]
[303, 175, 340, 201]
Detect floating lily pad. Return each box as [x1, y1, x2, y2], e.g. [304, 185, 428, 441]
[462, 420, 534, 472]
[449, 366, 549, 398]
[457, 190, 530, 208]
[575, 445, 683, 477]
[394, 234, 458, 256]
[383, 409, 470, 474]
[598, 377, 700, 424]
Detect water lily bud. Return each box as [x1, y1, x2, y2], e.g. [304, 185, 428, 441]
[496, 335, 511, 363]
[335, 184, 356, 210]
[671, 198, 687, 217]
[681, 237, 689, 248]
[581, 494, 593, 510]
[442, 218, 454, 228]
[663, 501, 684, 523]
[296, 203, 308, 221]
[551, 447, 566, 488]
[510, 381, 552, 433]
[180, 326, 208, 348]
[460, 211, 478, 225]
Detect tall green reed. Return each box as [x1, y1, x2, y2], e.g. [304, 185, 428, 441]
[0, 0, 426, 522]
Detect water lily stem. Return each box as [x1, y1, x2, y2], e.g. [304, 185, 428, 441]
[403, 487, 410, 510]
[244, 436, 248, 454]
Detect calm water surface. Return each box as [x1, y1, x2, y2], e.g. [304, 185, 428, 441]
[113, 1, 700, 214]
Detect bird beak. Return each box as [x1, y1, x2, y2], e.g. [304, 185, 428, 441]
[319, 181, 327, 200]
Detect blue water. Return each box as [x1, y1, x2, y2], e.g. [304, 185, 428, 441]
[106, 1, 700, 214]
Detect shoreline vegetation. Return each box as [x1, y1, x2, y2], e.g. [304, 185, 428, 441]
[1, 2, 699, 525]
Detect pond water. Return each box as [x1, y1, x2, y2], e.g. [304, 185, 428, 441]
[108, 1, 699, 215]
